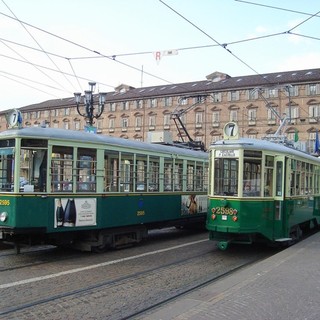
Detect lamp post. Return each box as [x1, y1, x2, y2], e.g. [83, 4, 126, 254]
[74, 82, 107, 128]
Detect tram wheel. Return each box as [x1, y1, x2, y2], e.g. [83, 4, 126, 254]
[92, 244, 108, 253]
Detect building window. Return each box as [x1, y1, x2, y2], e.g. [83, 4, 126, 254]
[179, 97, 188, 105]
[268, 88, 278, 98]
[247, 89, 258, 100]
[195, 112, 203, 128]
[267, 107, 278, 124]
[307, 84, 319, 96]
[149, 115, 156, 128]
[135, 116, 142, 129]
[122, 101, 129, 111]
[194, 96, 205, 104]
[285, 106, 299, 119]
[164, 114, 170, 128]
[109, 118, 115, 129]
[109, 103, 116, 112]
[212, 111, 220, 127]
[74, 121, 80, 130]
[64, 108, 70, 116]
[164, 97, 172, 107]
[211, 135, 220, 143]
[212, 92, 222, 103]
[230, 110, 238, 121]
[228, 91, 239, 101]
[287, 131, 296, 141]
[248, 109, 257, 125]
[248, 133, 257, 139]
[63, 122, 69, 130]
[51, 109, 59, 117]
[97, 119, 103, 132]
[35, 111, 41, 119]
[136, 100, 143, 109]
[309, 105, 320, 122]
[149, 98, 157, 108]
[122, 118, 128, 130]
[286, 85, 299, 97]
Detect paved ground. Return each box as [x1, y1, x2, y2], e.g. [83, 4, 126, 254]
[140, 232, 320, 320]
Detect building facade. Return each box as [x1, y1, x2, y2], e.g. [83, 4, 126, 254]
[1, 68, 320, 153]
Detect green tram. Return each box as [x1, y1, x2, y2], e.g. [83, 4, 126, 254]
[206, 122, 320, 250]
[0, 127, 208, 252]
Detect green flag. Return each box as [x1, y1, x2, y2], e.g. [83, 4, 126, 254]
[294, 129, 299, 142]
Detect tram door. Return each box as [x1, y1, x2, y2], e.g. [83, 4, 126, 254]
[273, 155, 287, 239]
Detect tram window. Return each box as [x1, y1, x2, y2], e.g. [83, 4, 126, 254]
[104, 151, 119, 192]
[196, 164, 205, 191]
[276, 161, 283, 196]
[264, 156, 274, 196]
[148, 160, 159, 192]
[243, 158, 261, 196]
[76, 148, 96, 192]
[174, 162, 183, 191]
[51, 146, 73, 192]
[120, 159, 132, 192]
[136, 157, 147, 191]
[19, 148, 47, 192]
[0, 149, 14, 192]
[315, 168, 320, 194]
[164, 161, 173, 191]
[187, 163, 195, 191]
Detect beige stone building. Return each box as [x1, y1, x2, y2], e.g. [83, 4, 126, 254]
[1, 68, 320, 153]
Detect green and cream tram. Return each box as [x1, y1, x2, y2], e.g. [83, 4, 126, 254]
[207, 122, 320, 249]
[0, 126, 208, 252]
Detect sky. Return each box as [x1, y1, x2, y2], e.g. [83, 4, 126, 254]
[0, 0, 319, 111]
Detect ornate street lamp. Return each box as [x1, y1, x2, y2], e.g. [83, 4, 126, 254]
[74, 82, 107, 128]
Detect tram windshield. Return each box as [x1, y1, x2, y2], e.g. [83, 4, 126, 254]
[214, 158, 239, 196]
[213, 149, 263, 197]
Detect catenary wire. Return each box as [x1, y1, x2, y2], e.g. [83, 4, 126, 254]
[1, 0, 76, 92]
[0, 2, 318, 111]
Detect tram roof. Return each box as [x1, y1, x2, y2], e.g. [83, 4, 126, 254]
[0, 127, 208, 159]
[212, 138, 320, 163]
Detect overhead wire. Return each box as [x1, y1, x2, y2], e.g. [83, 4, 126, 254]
[0, 72, 60, 98]
[158, 0, 320, 128]
[1, 0, 75, 92]
[0, 9, 176, 91]
[0, 53, 115, 89]
[0, 1, 319, 109]
[0, 70, 68, 92]
[234, 0, 320, 18]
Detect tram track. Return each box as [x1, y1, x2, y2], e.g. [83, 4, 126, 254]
[0, 239, 277, 320]
[0, 228, 206, 273]
[0, 250, 213, 317]
[0, 245, 86, 272]
[125, 257, 265, 320]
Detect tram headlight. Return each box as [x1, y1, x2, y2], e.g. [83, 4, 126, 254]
[0, 212, 8, 222]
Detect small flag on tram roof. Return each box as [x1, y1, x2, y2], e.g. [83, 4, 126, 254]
[315, 130, 320, 154]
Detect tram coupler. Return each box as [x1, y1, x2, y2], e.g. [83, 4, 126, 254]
[217, 240, 232, 250]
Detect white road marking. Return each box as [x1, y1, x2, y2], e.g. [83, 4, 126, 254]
[0, 239, 208, 289]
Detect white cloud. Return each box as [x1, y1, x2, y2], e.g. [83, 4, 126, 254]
[275, 52, 320, 72]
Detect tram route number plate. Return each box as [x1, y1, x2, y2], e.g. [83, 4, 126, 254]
[222, 215, 227, 221]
